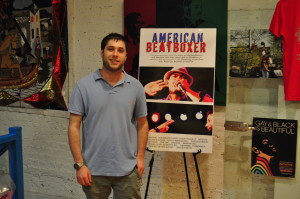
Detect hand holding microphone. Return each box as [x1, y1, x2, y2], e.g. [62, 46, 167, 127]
[177, 83, 186, 92]
[176, 79, 189, 93]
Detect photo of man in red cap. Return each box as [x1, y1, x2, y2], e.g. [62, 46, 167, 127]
[143, 66, 213, 102]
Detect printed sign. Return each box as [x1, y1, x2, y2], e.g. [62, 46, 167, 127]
[251, 118, 297, 177]
[139, 28, 216, 153]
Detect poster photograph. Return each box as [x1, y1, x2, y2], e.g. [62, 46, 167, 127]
[139, 66, 214, 104]
[251, 117, 297, 177]
[147, 102, 213, 153]
[139, 28, 216, 153]
[124, 0, 227, 106]
[230, 29, 283, 79]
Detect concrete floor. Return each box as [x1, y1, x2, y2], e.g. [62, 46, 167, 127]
[25, 192, 68, 199]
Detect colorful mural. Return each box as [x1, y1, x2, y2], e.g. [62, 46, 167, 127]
[0, 0, 68, 110]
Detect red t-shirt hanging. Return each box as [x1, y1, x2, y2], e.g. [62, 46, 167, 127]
[269, 0, 300, 101]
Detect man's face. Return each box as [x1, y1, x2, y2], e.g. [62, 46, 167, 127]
[205, 114, 213, 131]
[190, 0, 203, 21]
[167, 72, 189, 93]
[101, 39, 127, 72]
[135, 16, 144, 34]
[261, 138, 277, 156]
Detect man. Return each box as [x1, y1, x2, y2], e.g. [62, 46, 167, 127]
[144, 67, 213, 102]
[68, 33, 149, 199]
[205, 111, 213, 133]
[260, 50, 271, 78]
[251, 135, 277, 176]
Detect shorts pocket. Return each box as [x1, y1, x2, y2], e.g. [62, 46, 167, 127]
[133, 167, 142, 179]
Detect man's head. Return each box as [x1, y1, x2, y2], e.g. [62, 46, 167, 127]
[101, 33, 128, 52]
[125, 12, 144, 40]
[252, 135, 277, 158]
[100, 33, 128, 72]
[205, 112, 213, 132]
[183, 0, 203, 24]
[163, 67, 194, 93]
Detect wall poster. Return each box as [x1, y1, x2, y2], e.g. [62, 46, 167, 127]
[124, 0, 227, 106]
[0, 0, 68, 110]
[230, 29, 283, 79]
[251, 117, 297, 177]
[139, 28, 216, 153]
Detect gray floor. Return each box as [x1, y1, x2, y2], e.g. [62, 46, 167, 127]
[25, 192, 68, 199]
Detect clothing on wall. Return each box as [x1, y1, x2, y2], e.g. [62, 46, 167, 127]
[269, 0, 300, 101]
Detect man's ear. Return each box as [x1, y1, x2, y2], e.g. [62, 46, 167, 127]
[252, 147, 260, 154]
[100, 50, 103, 58]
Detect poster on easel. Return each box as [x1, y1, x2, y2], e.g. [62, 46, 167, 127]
[251, 117, 297, 177]
[139, 28, 216, 153]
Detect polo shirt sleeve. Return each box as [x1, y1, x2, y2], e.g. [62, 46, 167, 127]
[134, 82, 148, 118]
[68, 83, 85, 116]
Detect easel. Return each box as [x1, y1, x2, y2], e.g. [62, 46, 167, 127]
[144, 149, 205, 199]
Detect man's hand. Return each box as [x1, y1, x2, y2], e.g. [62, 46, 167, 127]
[76, 166, 92, 186]
[136, 156, 145, 176]
[157, 120, 175, 132]
[175, 78, 190, 92]
[144, 80, 167, 96]
[149, 120, 175, 133]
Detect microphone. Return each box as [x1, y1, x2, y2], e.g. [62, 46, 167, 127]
[178, 83, 186, 92]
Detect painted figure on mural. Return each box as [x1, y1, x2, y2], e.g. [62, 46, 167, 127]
[0, 29, 23, 78]
[33, 35, 42, 64]
[124, 12, 145, 78]
[183, 0, 205, 27]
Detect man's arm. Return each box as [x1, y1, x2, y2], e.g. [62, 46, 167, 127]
[149, 120, 175, 133]
[184, 88, 201, 102]
[184, 87, 213, 102]
[136, 116, 149, 176]
[68, 113, 92, 186]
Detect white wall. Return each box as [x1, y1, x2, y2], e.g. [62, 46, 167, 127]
[0, 0, 225, 198]
[226, 0, 300, 199]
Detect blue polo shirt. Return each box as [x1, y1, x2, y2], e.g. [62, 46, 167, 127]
[68, 69, 147, 176]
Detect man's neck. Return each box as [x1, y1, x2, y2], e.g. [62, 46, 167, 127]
[257, 152, 273, 163]
[100, 67, 124, 87]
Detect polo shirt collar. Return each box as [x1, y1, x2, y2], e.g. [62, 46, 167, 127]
[93, 69, 131, 84]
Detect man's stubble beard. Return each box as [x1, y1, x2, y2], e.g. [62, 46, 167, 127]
[102, 60, 123, 72]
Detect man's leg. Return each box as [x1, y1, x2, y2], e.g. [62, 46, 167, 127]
[82, 176, 112, 199]
[112, 168, 142, 199]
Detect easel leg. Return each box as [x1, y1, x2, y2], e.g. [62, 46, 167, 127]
[193, 151, 205, 199]
[144, 150, 155, 199]
[183, 152, 191, 199]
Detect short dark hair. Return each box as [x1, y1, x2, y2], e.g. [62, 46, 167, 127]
[101, 33, 128, 51]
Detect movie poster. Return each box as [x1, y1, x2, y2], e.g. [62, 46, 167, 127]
[139, 28, 216, 153]
[124, 0, 227, 106]
[251, 118, 297, 177]
[230, 29, 283, 78]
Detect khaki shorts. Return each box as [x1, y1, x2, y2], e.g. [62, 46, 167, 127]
[82, 167, 142, 199]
